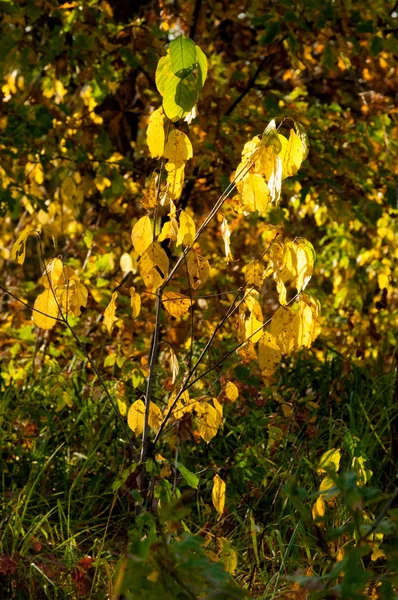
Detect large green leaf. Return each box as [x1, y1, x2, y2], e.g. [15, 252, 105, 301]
[155, 36, 208, 121]
[170, 35, 197, 78]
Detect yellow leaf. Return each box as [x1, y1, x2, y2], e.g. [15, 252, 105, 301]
[130, 287, 141, 319]
[270, 306, 296, 354]
[176, 210, 196, 247]
[163, 129, 193, 163]
[237, 173, 269, 213]
[312, 496, 326, 520]
[258, 332, 282, 374]
[371, 548, 386, 561]
[245, 313, 263, 345]
[295, 239, 315, 293]
[169, 347, 179, 384]
[225, 381, 239, 403]
[104, 291, 118, 333]
[149, 402, 163, 433]
[66, 280, 88, 317]
[139, 242, 169, 291]
[281, 129, 305, 178]
[168, 390, 191, 420]
[213, 397, 223, 427]
[147, 107, 165, 158]
[294, 294, 321, 348]
[220, 216, 232, 260]
[186, 250, 210, 289]
[197, 402, 219, 443]
[212, 474, 226, 517]
[319, 476, 339, 499]
[131, 216, 153, 256]
[165, 161, 185, 200]
[42, 258, 64, 289]
[33, 290, 59, 330]
[163, 291, 192, 317]
[318, 448, 341, 474]
[234, 136, 261, 183]
[158, 218, 179, 242]
[127, 399, 145, 437]
[245, 261, 265, 287]
[219, 538, 238, 575]
[120, 252, 133, 275]
[117, 398, 127, 417]
[270, 295, 321, 354]
[11, 229, 34, 265]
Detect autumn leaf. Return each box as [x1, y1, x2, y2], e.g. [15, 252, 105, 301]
[139, 242, 169, 291]
[220, 216, 232, 261]
[318, 448, 341, 474]
[245, 261, 265, 287]
[148, 402, 163, 433]
[245, 313, 263, 345]
[258, 332, 282, 375]
[196, 402, 219, 443]
[33, 290, 59, 329]
[176, 210, 196, 247]
[104, 292, 118, 333]
[225, 381, 239, 403]
[237, 173, 269, 213]
[127, 399, 145, 436]
[130, 287, 141, 319]
[165, 161, 185, 200]
[162, 291, 192, 317]
[131, 216, 153, 255]
[212, 474, 226, 518]
[147, 107, 165, 158]
[163, 129, 193, 163]
[11, 229, 35, 265]
[186, 250, 210, 289]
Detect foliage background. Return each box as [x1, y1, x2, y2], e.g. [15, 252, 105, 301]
[0, 0, 397, 598]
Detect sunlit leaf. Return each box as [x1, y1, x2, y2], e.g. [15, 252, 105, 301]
[33, 290, 59, 329]
[130, 287, 141, 319]
[104, 291, 118, 333]
[318, 448, 341, 473]
[139, 242, 169, 292]
[149, 402, 163, 433]
[163, 129, 193, 163]
[212, 474, 226, 517]
[220, 216, 232, 260]
[237, 173, 269, 213]
[258, 332, 282, 375]
[245, 313, 263, 344]
[196, 402, 219, 443]
[312, 496, 326, 520]
[176, 210, 196, 246]
[186, 250, 210, 289]
[120, 252, 133, 275]
[11, 229, 34, 265]
[165, 161, 185, 200]
[245, 261, 265, 287]
[131, 216, 153, 256]
[147, 107, 165, 159]
[225, 381, 239, 403]
[163, 291, 192, 317]
[127, 399, 145, 437]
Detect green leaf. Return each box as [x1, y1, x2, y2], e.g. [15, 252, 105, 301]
[177, 462, 199, 489]
[155, 38, 208, 122]
[170, 35, 197, 78]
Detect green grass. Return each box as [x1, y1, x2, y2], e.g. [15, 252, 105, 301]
[1, 353, 397, 598]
